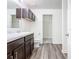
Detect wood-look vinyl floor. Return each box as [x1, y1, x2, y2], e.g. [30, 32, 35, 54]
[30, 44, 67, 59]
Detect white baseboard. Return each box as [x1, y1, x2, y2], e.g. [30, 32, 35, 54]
[62, 49, 68, 53]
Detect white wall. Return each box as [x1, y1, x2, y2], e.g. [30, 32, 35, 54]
[31, 9, 62, 44]
[62, 0, 68, 53]
[19, 18, 33, 32]
[7, 9, 62, 44]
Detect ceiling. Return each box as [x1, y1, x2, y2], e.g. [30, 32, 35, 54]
[7, 0, 62, 9]
[7, 0, 21, 9]
[24, 0, 62, 9]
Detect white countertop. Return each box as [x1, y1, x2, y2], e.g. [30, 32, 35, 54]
[7, 32, 33, 43]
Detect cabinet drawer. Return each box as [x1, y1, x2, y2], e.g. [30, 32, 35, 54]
[7, 38, 24, 54]
[25, 34, 33, 41]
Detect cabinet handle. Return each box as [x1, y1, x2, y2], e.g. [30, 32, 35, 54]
[15, 52, 18, 59]
[10, 56, 13, 59]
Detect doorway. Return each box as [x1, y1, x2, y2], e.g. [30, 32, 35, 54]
[43, 15, 52, 43]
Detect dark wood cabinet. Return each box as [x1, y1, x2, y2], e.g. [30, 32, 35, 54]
[28, 9, 35, 21]
[16, 8, 21, 18]
[7, 34, 34, 59]
[25, 40, 31, 59]
[22, 9, 28, 18]
[32, 14, 35, 21]
[16, 8, 27, 19]
[13, 44, 24, 59]
[31, 38, 34, 53]
[7, 38, 24, 59]
[28, 9, 32, 20]
[16, 8, 35, 21]
[25, 34, 34, 59]
[7, 53, 13, 59]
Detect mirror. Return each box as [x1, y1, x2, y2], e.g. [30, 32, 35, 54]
[7, 0, 21, 28]
[11, 15, 19, 28]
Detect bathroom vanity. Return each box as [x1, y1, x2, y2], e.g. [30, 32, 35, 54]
[7, 33, 34, 59]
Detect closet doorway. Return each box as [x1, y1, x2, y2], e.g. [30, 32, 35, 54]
[43, 15, 52, 43]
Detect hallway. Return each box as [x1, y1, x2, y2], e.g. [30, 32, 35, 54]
[30, 44, 67, 59]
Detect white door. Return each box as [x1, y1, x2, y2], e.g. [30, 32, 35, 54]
[43, 15, 52, 43]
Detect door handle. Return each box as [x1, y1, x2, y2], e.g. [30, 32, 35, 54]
[65, 34, 69, 37]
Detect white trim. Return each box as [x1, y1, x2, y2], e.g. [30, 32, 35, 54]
[62, 49, 68, 53]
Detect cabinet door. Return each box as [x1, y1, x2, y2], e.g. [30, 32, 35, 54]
[28, 9, 32, 19]
[25, 40, 31, 59]
[33, 15, 35, 21]
[31, 13, 33, 20]
[13, 44, 24, 59]
[7, 53, 13, 59]
[16, 8, 21, 18]
[22, 9, 27, 18]
[28, 9, 30, 19]
[31, 43, 34, 54]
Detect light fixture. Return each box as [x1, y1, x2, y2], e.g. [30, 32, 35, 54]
[24, 0, 37, 6]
